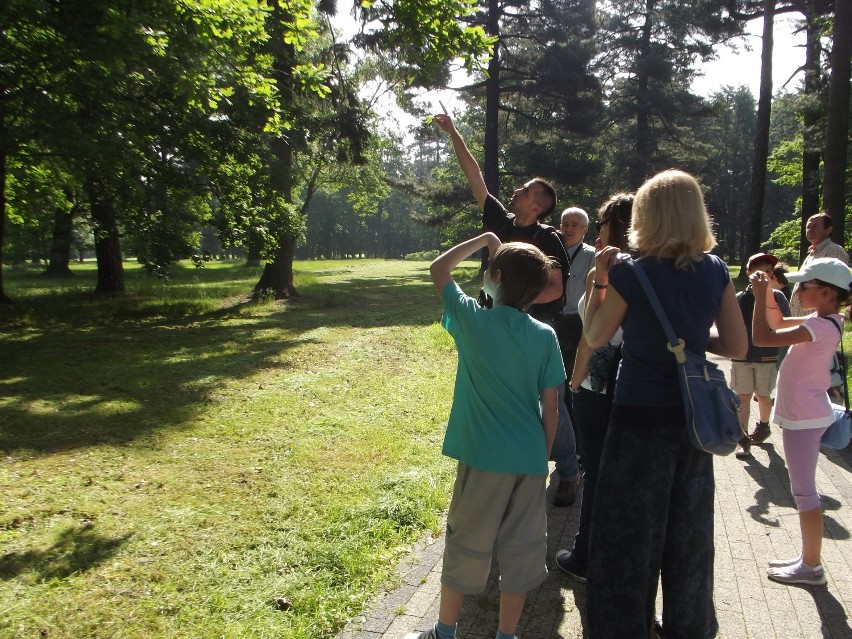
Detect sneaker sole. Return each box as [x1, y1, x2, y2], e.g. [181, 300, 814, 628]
[767, 573, 826, 586]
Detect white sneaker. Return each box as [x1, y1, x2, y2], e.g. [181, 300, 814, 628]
[768, 555, 802, 568]
[767, 561, 826, 586]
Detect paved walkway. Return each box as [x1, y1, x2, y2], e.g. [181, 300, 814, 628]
[338, 356, 852, 639]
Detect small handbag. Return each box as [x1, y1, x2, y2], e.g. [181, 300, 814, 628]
[822, 317, 852, 449]
[627, 260, 744, 455]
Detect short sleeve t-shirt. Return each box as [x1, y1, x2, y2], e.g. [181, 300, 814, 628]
[734, 289, 792, 363]
[772, 314, 843, 430]
[440, 281, 566, 475]
[482, 195, 569, 318]
[609, 254, 730, 406]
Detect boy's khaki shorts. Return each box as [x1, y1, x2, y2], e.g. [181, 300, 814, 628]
[441, 462, 547, 594]
[730, 361, 777, 396]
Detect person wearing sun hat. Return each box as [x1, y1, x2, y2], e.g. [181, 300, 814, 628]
[785, 256, 852, 289]
[731, 252, 792, 458]
[750, 256, 851, 585]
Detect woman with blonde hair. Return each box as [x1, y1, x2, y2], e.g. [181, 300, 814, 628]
[582, 170, 747, 638]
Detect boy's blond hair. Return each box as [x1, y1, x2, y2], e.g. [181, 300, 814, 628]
[629, 170, 717, 270]
[489, 242, 552, 311]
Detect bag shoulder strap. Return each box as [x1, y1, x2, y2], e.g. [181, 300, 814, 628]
[825, 315, 849, 410]
[825, 315, 843, 338]
[623, 258, 687, 364]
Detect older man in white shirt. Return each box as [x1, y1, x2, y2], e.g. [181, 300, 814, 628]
[551, 207, 595, 507]
[790, 212, 849, 316]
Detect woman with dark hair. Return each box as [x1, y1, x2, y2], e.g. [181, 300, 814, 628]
[555, 193, 633, 583]
[582, 171, 747, 638]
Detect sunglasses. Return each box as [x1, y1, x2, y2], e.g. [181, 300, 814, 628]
[595, 220, 609, 232]
[799, 280, 826, 290]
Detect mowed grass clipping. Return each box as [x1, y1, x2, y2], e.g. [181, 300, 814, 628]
[0, 258, 483, 639]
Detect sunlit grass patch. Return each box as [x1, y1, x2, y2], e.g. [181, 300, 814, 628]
[0, 257, 457, 638]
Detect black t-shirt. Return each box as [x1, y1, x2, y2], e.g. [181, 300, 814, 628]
[482, 194, 569, 319]
[734, 288, 791, 363]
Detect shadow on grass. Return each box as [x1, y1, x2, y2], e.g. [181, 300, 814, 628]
[0, 524, 132, 581]
[0, 262, 475, 455]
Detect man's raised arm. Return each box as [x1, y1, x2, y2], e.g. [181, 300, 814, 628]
[434, 114, 488, 210]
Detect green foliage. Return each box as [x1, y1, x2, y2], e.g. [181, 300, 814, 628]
[404, 250, 441, 260]
[763, 218, 800, 266]
[595, 0, 743, 186]
[768, 137, 805, 187]
[481, 0, 604, 201]
[356, 0, 495, 86]
[4, 154, 74, 263]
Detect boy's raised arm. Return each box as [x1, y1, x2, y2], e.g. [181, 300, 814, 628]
[430, 233, 501, 297]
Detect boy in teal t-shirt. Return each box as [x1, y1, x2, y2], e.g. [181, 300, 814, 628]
[406, 233, 566, 639]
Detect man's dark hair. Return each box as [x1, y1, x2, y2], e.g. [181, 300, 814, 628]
[811, 211, 834, 229]
[530, 178, 557, 220]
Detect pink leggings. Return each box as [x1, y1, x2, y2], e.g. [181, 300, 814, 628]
[782, 427, 828, 512]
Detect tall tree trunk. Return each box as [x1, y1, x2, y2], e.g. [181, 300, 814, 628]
[631, 0, 656, 189]
[253, 235, 295, 300]
[0, 146, 10, 304]
[743, 0, 775, 274]
[88, 179, 125, 296]
[800, 14, 822, 250]
[483, 0, 500, 197]
[375, 200, 383, 258]
[823, 0, 852, 245]
[252, 141, 296, 300]
[43, 206, 75, 277]
[253, 2, 297, 300]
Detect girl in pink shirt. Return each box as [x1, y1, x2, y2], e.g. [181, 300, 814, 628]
[751, 257, 852, 586]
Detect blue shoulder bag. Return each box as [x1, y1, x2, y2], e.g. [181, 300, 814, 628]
[627, 259, 744, 455]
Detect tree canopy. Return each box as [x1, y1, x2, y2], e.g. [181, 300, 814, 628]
[1, 0, 850, 303]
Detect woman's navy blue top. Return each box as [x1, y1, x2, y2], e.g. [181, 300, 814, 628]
[609, 253, 730, 406]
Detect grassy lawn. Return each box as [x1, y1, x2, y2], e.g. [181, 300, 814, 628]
[0, 258, 482, 638]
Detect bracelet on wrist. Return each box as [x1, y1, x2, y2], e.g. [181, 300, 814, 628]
[593, 281, 608, 289]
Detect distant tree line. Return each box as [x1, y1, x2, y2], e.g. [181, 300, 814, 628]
[1, 0, 849, 303]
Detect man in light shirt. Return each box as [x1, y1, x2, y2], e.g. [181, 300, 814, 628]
[551, 207, 595, 507]
[790, 212, 849, 316]
[556, 208, 595, 398]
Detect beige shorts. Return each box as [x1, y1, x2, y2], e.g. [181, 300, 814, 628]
[441, 462, 547, 594]
[730, 361, 777, 396]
